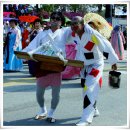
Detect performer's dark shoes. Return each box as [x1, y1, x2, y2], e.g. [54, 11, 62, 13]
[46, 117, 56, 123]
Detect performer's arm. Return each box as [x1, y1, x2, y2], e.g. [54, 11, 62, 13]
[90, 29, 119, 70]
[22, 31, 44, 52]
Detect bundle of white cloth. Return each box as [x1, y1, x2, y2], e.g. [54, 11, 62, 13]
[27, 33, 68, 65]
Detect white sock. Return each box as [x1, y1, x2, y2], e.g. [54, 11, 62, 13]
[48, 108, 55, 118]
[39, 106, 47, 114]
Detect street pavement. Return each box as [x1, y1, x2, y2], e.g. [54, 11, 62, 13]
[3, 51, 127, 126]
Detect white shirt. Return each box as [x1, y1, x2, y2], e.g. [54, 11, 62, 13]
[10, 26, 22, 48]
[23, 27, 71, 57]
[68, 24, 119, 65]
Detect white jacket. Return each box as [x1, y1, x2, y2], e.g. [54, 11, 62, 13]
[69, 24, 119, 65]
[22, 27, 71, 57]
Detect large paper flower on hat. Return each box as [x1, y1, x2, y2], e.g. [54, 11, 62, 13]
[84, 13, 113, 39]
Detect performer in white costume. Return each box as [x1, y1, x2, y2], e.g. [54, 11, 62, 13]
[22, 12, 71, 123]
[69, 16, 118, 126]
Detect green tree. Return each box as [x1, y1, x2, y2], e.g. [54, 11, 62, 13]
[41, 4, 55, 12]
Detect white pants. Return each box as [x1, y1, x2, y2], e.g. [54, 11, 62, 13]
[80, 62, 104, 123]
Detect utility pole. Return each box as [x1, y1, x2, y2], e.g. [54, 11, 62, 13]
[105, 4, 113, 24]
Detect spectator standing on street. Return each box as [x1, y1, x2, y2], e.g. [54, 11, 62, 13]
[70, 16, 119, 126]
[22, 25, 30, 49]
[123, 27, 127, 50]
[28, 19, 43, 42]
[4, 19, 23, 71]
[110, 25, 126, 60]
[27, 19, 43, 76]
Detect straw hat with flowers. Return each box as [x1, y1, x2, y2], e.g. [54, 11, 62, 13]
[84, 13, 113, 39]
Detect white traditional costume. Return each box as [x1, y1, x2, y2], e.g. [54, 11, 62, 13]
[4, 26, 23, 71]
[23, 27, 71, 86]
[22, 27, 71, 121]
[69, 24, 119, 124]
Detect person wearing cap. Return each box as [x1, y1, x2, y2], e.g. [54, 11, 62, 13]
[69, 16, 118, 126]
[4, 19, 23, 71]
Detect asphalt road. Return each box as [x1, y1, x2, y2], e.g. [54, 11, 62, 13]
[3, 60, 127, 126]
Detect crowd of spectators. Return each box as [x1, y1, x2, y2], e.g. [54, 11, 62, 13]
[3, 4, 38, 17]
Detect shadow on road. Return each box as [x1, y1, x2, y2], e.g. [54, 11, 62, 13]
[3, 116, 80, 126]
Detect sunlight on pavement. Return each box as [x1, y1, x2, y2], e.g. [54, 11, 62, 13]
[4, 77, 36, 87]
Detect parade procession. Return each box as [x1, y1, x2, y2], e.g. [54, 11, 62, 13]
[2, 3, 127, 127]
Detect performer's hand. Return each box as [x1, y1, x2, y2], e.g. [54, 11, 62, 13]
[111, 64, 117, 70]
[63, 59, 68, 66]
[13, 46, 17, 51]
[27, 51, 38, 62]
[26, 39, 30, 43]
[56, 51, 68, 66]
[27, 51, 33, 57]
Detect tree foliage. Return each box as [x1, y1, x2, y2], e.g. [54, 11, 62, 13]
[39, 4, 127, 18]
